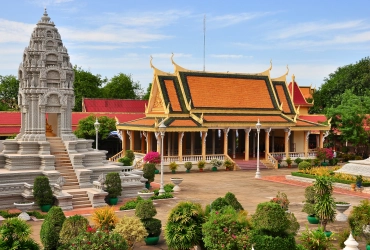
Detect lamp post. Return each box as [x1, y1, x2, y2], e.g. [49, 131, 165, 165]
[255, 119, 261, 178]
[158, 123, 166, 195]
[94, 118, 100, 150]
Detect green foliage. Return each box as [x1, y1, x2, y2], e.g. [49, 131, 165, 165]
[302, 186, 316, 215]
[113, 215, 147, 249]
[0, 217, 40, 250]
[164, 201, 205, 250]
[105, 172, 122, 198]
[299, 226, 334, 250]
[286, 157, 292, 165]
[40, 206, 66, 250]
[252, 202, 290, 236]
[348, 199, 370, 238]
[73, 66, 105, 111]
[210, 159, 223, 168]
[119, 196, 143, 210]
[0, 210, 46, 219]
[142, 218, 162, 237]
[0, 75, 19, 110]
[202, 206, 251, 250]
[118, 156, 132, 166]
[224, 192, 244, 211]
[91, 206, 119, 231]
[102, 73, 142, 99]
[143, 163, 156, 182]
[151, 192, 173, 200]
[184, 161, 193, 170]
[169, 161, 178, 171]
[314, 176, 336, 232]
[223, 159, 234, 170]
[33, 176, 54, 206]
[197, 160, 206, 169]
[249, 232, 296, 250]
[285, 212, 300, 236]
[294, 157, 303, 165]
[270, 191, 290, 211]
[125, 150, 135, 162]
[337, 228, 351, 248]
[164, 183, 174, 192]
[142, 83, 152, 100]
[74, 115, 116, 141]
[135, 199, 157, 220]
[210, 197, 229, 211]
[298, 161, 312, 171]
[68, 229, 128, 250]
[58, 215, 89, 245]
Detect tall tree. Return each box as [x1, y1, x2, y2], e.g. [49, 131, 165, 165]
[310, 57, 370, 114]
[142, 83, 152, 100]
[103, 73, 142, 99]
[0, 75, 19, 110]
[73, 66, 105, 112]
[74, 115, 116, 143]
[326, 89, 370, 152]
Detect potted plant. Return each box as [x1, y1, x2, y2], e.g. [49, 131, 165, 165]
[33, 176, 54, 212]
[270, 191, 290, 211]
[197, 160, 205, 172]
[348, 199, 370, 243]
[299, 226, 334, 249]
[184, 162, 192, 173]
[223, 159, 234, 171]
[294, 157, 303, 166]
[169, 162, 178, 174]
[275, 155, 283, 168]
[314, 176, 336, 234]
[302, 185, 319, 224]
[135, 199, 162, 246]
[335, 201, 351, 221]
[356, 175, 363, 188]
[105, 172, 122, 205]
[316, 148, 333, 166]
[285, 157, 292, 168]
[210, 159, 223, 171]
[143, 163, 156, 189]
[138, 189, 154, 200]
[143, 151, 161, 175]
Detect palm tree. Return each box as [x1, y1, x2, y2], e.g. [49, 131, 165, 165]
[314, 176, 336, 232]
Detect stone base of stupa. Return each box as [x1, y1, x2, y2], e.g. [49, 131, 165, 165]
[334, 158, 370, 177]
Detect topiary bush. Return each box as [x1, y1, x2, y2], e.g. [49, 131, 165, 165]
[143, 163, 156, 183]
[210, 197, 229, 211]
[294, 157, 303, 165]
[202, 206, 251, 250]
[91, 206, 119, 231]
[135, 199, 157, 220]
[249, 232, 296, 250]
[0, 217, 40, 250]
[184, 162, 192, 170]
[142, 218, 162, 237]
[302, 185, 316, 216]
[40, 206, 66, 250]
[125, 150, 135, 163]
[298, 161, 312, 172]
[224, 192, 244, 211]
[105, 172, 122, 199]
[118, 156, 131, 166]
[113, 215, 148, 249]
[165, 201, 205, 250]
[164, 183, 174, 192]
[58, 215, 89, 245]
[33, 175, 54, 206]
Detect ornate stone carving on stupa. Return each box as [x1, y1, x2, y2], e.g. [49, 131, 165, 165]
[17, 9, 76, 141]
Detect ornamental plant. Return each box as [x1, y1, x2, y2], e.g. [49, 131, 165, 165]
[105, 172, 122, 199]
[270, 191, 290, 211]
[143, 151, 161, 164]
[223, 159, 234, 170]
[58, 215, 89, 245]
[197, 160, 206, 169]
[0, 217, 40, 250]
[314, 176, 336, 232]
[202, 206, 251, 250]
[165, 201, 205, 249]
[125, 150, 135, 164]
[316, 148, 334, 163]
[33, 175, 54, 207]
[135, 199, 162, 237]
[113, 216, 148, 249]
[69, 229, 128, 250]
[91, 206, 119, 231]
[302, 186, 316, 216]
[169, 161, 178, 171]
[143, 163, 156, 183]
[299, 226, 334, 250]
[224, 192, 244, 211]
[348, 199, 370, 238]
[40, 206, 66, 250]
[184, 162, 193, 170]
[210, 159, 223, 168]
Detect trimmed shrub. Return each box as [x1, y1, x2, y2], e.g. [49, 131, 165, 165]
[0, 217, 40, 250]
[118, 156, 131, 166]
[298, 161, 312, 171]
[224, 192, 244, 211]
[142, 218, 162, 237]
[135, 199, 157, 220]
[169, 161, 178, 171]
[302, 185, 316, 215]
[249, 232, 296, 250]
[68, 229, 128, 249]
[165, 201, 205, 250]
[210, 197, 229, 211]
[58, 215, 89, 245]
[40, 206, 66, 250]
[294, 157, 303, 165]
[143, 163, 156, 183]
[105, 172, 122, 198]
[164, 183, 174, 192]
[252, 202, 289, 236]
[184, 162, 192, 170]
[202, 206, 251, 250]
[125, 150, 135, 163]
[113, 215, 147, 249]
[33, 176, 54, 206]
[91, 206, 119, 230]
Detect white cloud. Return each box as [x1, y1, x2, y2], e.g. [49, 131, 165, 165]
[208, 12, 272, 28]
[0, 19, 34, 43]
[210, 54, 253, 59]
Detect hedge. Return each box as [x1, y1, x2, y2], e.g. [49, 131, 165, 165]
[291, 172, 370, 187]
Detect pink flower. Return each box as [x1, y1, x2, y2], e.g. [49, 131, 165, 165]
[143, 151, 161, 164]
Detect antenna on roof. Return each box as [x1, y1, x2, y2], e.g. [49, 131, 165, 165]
[203, 14, 206, 72]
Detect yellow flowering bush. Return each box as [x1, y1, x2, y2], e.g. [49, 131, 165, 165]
[91, 206, 119, 230]
[113, 215, 148, 250]
[298, 166, 370, 182]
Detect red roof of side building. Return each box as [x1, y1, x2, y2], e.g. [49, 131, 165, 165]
[298, 115, 327, 124]
[83, 98, 148, 112]
[0, 112, 21, 125]
[288, 82, 312, 106]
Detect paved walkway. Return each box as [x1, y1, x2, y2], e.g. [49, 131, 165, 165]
[16, 168, 369, 249]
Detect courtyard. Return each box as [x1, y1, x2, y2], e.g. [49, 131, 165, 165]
[25, 168, 368, 249]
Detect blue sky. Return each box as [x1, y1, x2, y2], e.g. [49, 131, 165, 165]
[1, 0, 369, 90]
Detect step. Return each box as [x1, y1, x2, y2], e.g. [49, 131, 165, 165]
[72, 199, 90, 205]
[73, 204, 91, 209]
[63, 185, 81, 190]
[71, 194, 88, 199]
[69, 191, 88, 195]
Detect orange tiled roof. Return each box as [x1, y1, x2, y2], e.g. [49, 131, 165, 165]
[203, 115, 288, 123]
[168, 119, 198, 127]
[274, 84, 294, 114]
[185, 75, 275, 109]
[125, 118, 156, 126]
[300, 86, 313, 99]
[164, 80, 182, 112]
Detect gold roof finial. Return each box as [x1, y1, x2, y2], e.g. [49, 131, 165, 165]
[150, 55, 154, 69]
[269, 59, 272, 71]
[292, 74, 295, 83]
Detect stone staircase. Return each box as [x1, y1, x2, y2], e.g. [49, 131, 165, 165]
[47, 137, 80, 189]
[233, 159, 268, 170]
[68, 190, 91, 209]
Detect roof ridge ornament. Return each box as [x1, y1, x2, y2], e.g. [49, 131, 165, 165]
[271, 65, 289, 81]
[150, 55, 172, 75]
[279, 102, 283, 111]
[258, 59, 272, 76]
[171, 53, 189, 72]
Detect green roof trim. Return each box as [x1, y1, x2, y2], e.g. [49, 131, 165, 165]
[272, 80, 296, 115]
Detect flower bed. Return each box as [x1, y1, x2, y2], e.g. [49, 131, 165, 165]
[291, 172, 370, 187]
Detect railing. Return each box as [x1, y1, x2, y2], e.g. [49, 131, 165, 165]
[109, 150, 124, 162]
[270, 151, 317, 160]
[163, 156, 180, 163]
[182, 155, 203, 162]
[205, 154, 225, 161]
[267, 153, 278, 169]
[224, 154, 236, 170]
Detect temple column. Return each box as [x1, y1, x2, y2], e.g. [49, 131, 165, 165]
[191, 132, 195, 155]
[146, 132, 152, 153]
[121, 130, 127, 153]
[129, 131, 135, 151]
[223, 128, 229, 155]
[271, 131, 275, 153]
[212, 129, 216, 154]
[183, 132, 187, 155]
[141, 132, 145, 153]
[202, 132, 207, 160]
[265, 128, 271, 159]
[232, 129, 236, 158]
[178, 132, 184, 161]
[284, 129, 290, 158]
[304, 131, 309, 158]
[244, 128, 251, 161]
[319, 131, 324, 148]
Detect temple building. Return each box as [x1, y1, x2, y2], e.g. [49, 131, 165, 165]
[116, 56, 331, 169]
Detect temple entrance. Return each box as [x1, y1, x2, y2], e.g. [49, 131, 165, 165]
[46, 113, 59, 137]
